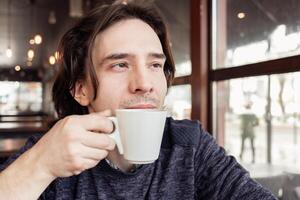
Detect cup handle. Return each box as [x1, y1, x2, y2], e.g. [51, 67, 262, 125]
[108, 117, 124, 155]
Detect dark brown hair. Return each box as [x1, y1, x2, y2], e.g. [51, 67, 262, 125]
[52, 0, 175, 119]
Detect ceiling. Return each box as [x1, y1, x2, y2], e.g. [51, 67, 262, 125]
[0, 0, 73, 70]
[3, 0, 298, 81]
[0, 0, 96, 81]
[0, 0, 189, 82]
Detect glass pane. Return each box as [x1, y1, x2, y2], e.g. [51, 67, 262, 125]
[164, 84, 191, 120]
[212, 0, 300, 68]
[213, 72, 300, 177]
[155, 0, 191, 77]
[0, 81, 42, 115]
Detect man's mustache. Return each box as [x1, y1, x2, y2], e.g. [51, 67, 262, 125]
[120, 96, 160, 107]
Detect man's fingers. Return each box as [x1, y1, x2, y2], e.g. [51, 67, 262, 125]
[99, 109, 113, 117]
[81, 131, 116, 150]
[73, 158, 103, 174]
[80, 148, 109, 161]
[71, 111, 114, 133]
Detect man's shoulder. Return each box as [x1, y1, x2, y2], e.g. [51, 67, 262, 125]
[161, 117, 206, 148]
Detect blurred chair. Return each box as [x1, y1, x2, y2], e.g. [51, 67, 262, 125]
[281, 173, 300, 200]
[255, 173, 300, 200]
[255, 174, 288, 199]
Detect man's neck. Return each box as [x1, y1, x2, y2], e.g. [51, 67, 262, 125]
[106, 149, 135, 172]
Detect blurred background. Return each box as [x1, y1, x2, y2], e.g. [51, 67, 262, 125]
[0, 0, 300, 199]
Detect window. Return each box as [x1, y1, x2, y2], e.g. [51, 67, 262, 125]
[213, 0, 300, 69]
[0, 81, 42, 115]
[210, 0, 300, 175]
[215, 73, 300, 168]
[156, 0, 192, 119]
[155, 0, 191, 77]
[164, 84, 191, 119]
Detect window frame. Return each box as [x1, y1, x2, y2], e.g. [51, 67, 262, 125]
[172, 0, 300, 135]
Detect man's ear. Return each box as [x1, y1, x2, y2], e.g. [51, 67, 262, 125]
[73, 80, 90, 106]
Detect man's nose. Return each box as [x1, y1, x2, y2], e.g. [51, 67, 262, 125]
[129, 68, 153, 94]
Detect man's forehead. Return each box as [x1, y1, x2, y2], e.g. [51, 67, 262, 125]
[92, 18, 163, 58]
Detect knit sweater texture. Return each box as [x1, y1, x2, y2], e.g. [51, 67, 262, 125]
[0, 118, 277, 199]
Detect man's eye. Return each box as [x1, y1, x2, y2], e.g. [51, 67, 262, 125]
[112, 63, 128, 68]
[152, 63, 163, 68]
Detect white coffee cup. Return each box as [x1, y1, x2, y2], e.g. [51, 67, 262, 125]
[109, 109, 167, 164]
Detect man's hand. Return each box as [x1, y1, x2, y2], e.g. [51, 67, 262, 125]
[0, 110, 116, 199]
[33, 110, 116, 178]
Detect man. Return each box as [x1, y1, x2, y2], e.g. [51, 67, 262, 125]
[0, 1, 277, 199]
[239, 102, 259, 163]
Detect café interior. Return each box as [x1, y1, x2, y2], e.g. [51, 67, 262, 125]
[0, 0, 299, 199]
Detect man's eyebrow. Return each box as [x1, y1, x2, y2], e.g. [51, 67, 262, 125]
[98, 53, 132, 66]
[98, 52, 166, 66]
[148, 53, 166, 60]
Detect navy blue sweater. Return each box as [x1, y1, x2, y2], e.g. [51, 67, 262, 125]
[0, 118, 277, 199]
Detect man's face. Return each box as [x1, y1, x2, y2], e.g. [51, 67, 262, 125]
[79, 19, 168, 112]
